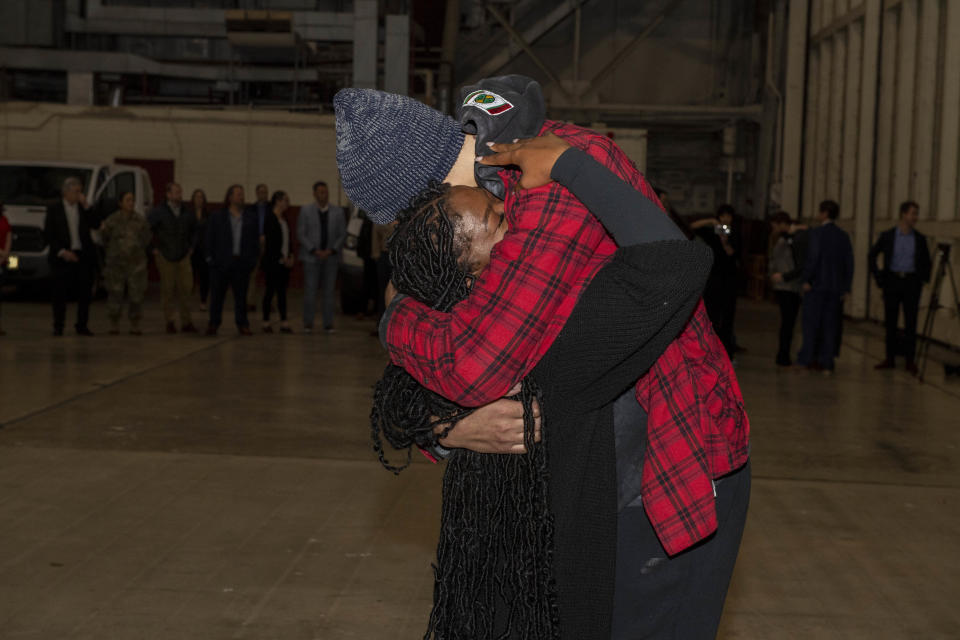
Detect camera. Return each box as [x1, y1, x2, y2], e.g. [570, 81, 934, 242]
[714, 224, 732, 237]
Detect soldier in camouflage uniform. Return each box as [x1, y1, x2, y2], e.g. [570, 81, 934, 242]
[101, 192, 152, 334]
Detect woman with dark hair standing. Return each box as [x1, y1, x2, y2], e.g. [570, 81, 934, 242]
[372, 136, 748, 639]
[204, 184, 259, 336]
[261, 190, 294, 333]
[189, 189, 210, 311]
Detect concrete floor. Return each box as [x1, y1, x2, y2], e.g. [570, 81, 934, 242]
[1, 291, 958, 639]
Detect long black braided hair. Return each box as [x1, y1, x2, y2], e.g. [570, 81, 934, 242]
[370, 181, 560, 639]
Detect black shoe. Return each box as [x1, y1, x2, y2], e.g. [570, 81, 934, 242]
[279, 327, 293, 334]
[906, 362, 919, 376]
[76, 327, 94, 337]
[53, 328, 64, 337]
[205, 325, 218, 336]
[166, 322, 178, 334]
[874, 360, 895, 370]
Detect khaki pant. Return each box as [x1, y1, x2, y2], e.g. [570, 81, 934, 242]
[105, 260, 148, 329]
[155, 254, 193, 325]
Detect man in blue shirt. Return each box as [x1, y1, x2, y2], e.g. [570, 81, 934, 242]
[868, 201, 932, 375]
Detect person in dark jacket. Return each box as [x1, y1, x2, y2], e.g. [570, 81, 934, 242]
[868, 200, 932, 374]
[149, 182, 197, 333]
[188, 189, 210, 311]
[261, 190, 295, 333]
[797, 199, 854, 372]
[205, 184, 260, 336]
[768, 211, 809, 366]
[43, 176, 100, 336]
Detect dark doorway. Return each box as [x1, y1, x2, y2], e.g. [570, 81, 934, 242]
[114, 157, 174, 206]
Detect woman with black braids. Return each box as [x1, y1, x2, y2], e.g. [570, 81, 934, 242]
[372, 134, 723, 639]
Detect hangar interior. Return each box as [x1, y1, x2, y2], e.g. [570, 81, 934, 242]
[0, 1, 958, 639]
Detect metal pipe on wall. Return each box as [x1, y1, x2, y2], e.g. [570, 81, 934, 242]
[438, 0, 459, 114]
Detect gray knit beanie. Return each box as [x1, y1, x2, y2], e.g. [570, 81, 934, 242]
[334, 89, 465, 224]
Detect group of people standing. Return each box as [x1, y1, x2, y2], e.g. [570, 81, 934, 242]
[32, 175, 348, 337]
[768, 199, 930, 374]
[768, 199, 853, 373]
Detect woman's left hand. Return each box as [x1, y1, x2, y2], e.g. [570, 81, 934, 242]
[477, 133, 571, 190]
[435, 384, 541, 454]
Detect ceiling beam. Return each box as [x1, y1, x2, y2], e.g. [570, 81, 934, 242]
[468, 0, 581, 81]
[483, 4, 573, 98]
[580, 0, 685, 99]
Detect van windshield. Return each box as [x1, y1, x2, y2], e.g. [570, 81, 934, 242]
[0, 166, 94, 207]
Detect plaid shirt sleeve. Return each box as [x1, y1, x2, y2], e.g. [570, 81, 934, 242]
[385, 121, 658, 406]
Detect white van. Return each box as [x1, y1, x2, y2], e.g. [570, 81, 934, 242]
[0, 161, 153, 284]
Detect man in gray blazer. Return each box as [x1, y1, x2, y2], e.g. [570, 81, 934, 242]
[297, 180, 347, 332]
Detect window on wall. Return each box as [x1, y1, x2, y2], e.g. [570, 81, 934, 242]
[96, 171, 137, 216]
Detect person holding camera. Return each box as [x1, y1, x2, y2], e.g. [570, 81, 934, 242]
[868, 201, 932, 375]
[692, 204, 741, 358]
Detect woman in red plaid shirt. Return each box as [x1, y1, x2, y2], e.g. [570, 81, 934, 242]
[337, 82, 750, 639]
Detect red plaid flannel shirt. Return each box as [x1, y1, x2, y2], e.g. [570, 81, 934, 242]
[386, 121, 750, 555]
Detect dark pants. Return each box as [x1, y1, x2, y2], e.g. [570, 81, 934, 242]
[375, 256, 391, 318]
[883, 274, 922, 364]
[705, 286, 737, 358]
[191, 250, 209, 303]
[774, 290, 801, 366]
[262, 263, 290, 322]
[209, 260, 251, 329]
[611, 461, 751, 639]
[798, 289, 843, 370]
[362, 256, 379, 313]
[51, 257, 92, 332]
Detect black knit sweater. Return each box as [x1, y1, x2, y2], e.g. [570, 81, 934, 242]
[531, 239, 712, 639]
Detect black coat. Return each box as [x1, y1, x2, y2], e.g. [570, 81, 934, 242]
[205, 208, 260, 271]
[802, 222, 854, 293]
[530, 240, 712, 639]
[262, 211, 291, 268]
[43, 201, 98, 267]
[149, 202, 197, 262]
[868, 226, 932, 286]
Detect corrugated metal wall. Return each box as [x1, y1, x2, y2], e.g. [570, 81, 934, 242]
[797, 0, 960, 347]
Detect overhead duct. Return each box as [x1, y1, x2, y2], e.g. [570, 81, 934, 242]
[225, 10, 298, 49]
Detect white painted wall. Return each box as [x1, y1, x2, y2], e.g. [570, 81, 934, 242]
[0, 102, 344, 208]
[786, 0, 960, 348]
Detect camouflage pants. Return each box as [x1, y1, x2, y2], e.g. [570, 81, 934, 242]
[105, 260, 148, 327]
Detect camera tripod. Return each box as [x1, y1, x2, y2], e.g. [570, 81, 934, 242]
[917, 242, 960, 382]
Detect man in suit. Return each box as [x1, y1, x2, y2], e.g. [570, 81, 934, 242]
[297, 180, 346, 333]
[246, 182, 270, 310]
[204, 184, 260, 336]
[868, 200, 932, 375]
[43, 176, 99, 336]
[149, 182, 197, 333]
[797, 199, 854, 373]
